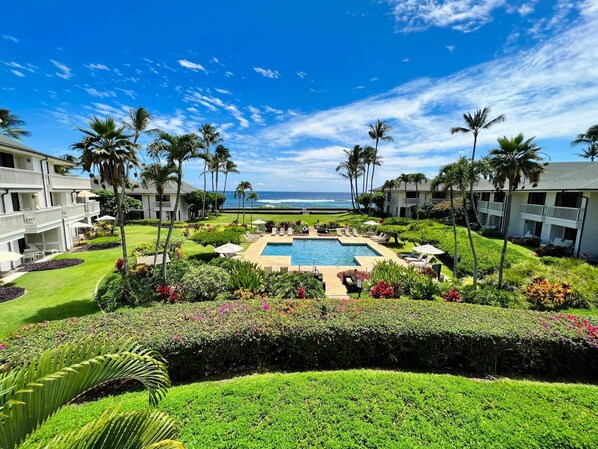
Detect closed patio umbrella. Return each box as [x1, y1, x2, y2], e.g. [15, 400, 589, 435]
[412, 244, 444, 255]
[0, 251, 23, 263]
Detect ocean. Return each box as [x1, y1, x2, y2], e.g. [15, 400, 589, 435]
[224, 191, 353, 209]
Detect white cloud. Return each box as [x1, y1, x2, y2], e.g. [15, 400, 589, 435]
[183, 91, 249, 128]
[4, 62, 36, 73]
[446, 45, 456, 52]
[254, 67, 280, 78]
[211, 57, 220, 63]
[297, 71, 308, 79]
[248, 106, 264, 125]
[50, 59, 72, 79]
[2, 35, 18, 43]
[402, 57, 410, 63]
[177, 59, 207, 72]
[214, 88, 232, 94]
[86, 63, 109, 70]
[116, 88, 136, 99]
[353, 85, 366, 90]
[10, 70, 25, 77]
[264, 105, 284, 114]
[370, 77, 380, 81]
[84, 87, 117, 98]
[224, 71, 234, 77]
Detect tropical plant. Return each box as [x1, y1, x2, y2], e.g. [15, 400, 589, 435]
[148, 132, 201, 279]
[72, 116, 138, 299]
[571, 124, 598, 161]
[228, 260, 265, 293]
[221, 160, 239, 196]
[198, 124, 223, 219]
[0, 108, 31, 140]
[0, 337, 181, 449]
[395, 173, 412, 216]
[212, 144, 231, 211]
[488, 134, 545, 288]
[53, 154, 78, 175]
[371, 192, 386, 213]
[368, 120, 393, 192]
[140, 162, 177, 266]
[247, 190, 259, 228]
[179, 265, 231, 301]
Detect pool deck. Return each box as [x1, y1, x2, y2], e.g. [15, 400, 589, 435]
[241, 233, 406, 297]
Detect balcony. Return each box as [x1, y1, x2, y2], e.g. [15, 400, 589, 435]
[49, 174, 92, 190]
[545, 206, 583, 222]
[0, 166, 43, 189]
[404, 198, 424, 207]
[520, 203, 544, 217]
[152, 202, 173, 209]
[84, 202, 101, 215]
[0, 213, 25, 242]
[23, 207, 63, 232]
[61, 203, 86, 220]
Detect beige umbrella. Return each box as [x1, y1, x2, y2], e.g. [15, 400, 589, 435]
[77, 191, 99, 199]
[363, 220, 380, 226]
[0, 251, 23, 263]
[97, 215, 116, 221]
[412, 244, 444, 255]
[71, 222, 92, 229]
[214, 243, 244, 256]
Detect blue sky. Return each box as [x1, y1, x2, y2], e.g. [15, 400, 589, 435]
[2, 0, 598, 191]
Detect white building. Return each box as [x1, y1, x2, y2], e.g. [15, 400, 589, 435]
[474, 162, 598, 258]
[0, 135, 100, 271]
[378, 178, 446, 218]
[122, 181, 198, 221]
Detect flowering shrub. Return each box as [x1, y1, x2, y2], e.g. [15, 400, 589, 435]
[179, 265, 231, 302]
[370, 280, 403, 299]
[156, 285, 180, 304]
[115, 258, 124, 272]
[525, 277, 573, 310]
[442, 288, 462, 303]
[297, 286, 306, 299]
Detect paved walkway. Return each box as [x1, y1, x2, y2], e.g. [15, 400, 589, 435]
[242, 233, 406, 297]
[0, 252, 64, 284]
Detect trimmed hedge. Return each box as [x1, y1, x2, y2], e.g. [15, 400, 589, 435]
[127, 219, 187, 228]
[1, 299, 596, 381]
[191, 230, 242, 246]
[79, 236, 121, 250]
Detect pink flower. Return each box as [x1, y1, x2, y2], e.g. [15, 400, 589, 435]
[0, 343, 6, 351]
[262, 300, 271, 311]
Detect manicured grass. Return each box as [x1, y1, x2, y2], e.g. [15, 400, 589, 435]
[23, 370, 598, 449]
[0, 225, 211, 338]
[198, 212, 372, 226]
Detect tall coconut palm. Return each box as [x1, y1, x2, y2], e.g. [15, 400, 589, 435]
[0, 108, 31, 140]
[72, 117, 137, 298]
[336, 145, 363, 211]
[148, 132, 200, 279]
[431, 166, 459, 279]
[488, 134, 545, 289]
[212, 144, 231, 211]
[222, 160, 239, 197]
[236, 181, 253, 225]
[0, 336, 182, 449]
[361, 145, 376, 194]
[198, 124, 223, 219]
[140, 162, 177, 266]
[336, 166, 355, 210]
[380, 179, 396, 215]
[368, 120, 393, 192]
[410, 173, 427, 222]
[572, 125, 598, 161]
[451, 107, 505, 224]
[247, 190, 259, 229]
[234, 185, 244, 222]
[395, 173, 412, 217]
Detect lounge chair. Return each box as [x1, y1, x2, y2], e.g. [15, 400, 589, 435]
[288, 228, 293, 236]
[344, 228, 351, 237]
[279, 266, 289, 273]
[271, 228, 277, 236]
[264, 266, 273, 273]
[371, 233, 386, 242]
[336, 228, 343, 237]
[403, 252, 424, 263]
[24, 244, 44, 260]
[279, 228, 285, 236]
[410, 255, 432, 268]
[352, 228, 359, 237]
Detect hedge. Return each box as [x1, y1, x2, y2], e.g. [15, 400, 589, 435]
[1, 299, 596, 381]
[191, 230, 242, 246]
[127, 219, 187, 228]
[79, 236, 121, 250]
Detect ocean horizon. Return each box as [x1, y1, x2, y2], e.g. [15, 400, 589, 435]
[223, 191, 353, 209]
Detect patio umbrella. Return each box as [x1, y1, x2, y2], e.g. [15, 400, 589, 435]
[0, 251, 23, 263]
[71, 222, 92, 229]
[363, 220, 381, 226]
[97, 215, 116, 221]
[77, 191, 99, 198]
[412, 244, 444, 255]
[251, 219, 267, 225]
[214, 243, 244, 255]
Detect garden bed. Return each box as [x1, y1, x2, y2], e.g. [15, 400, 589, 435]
[0, 286, 26, 303]
[1, 298, 596, 381]
[18, 258, 84, 272]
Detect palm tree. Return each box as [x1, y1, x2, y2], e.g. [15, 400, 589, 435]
[148, 132, 200, 279]
[247, 190, 259, 229]
[72, 117, 138, 298]
[431, 166, 459, 279]
[572, 125, 598, 161]
[0, 336, 182, 449]
[488, 133, 545, 289]
[140, 162, 177, 266]
[361, 145, 375, 194]
[234, 185, 244, 222]
[410, 172, 427, 222]
[212, 144, 231, 211]
[222, 160, 239, 197]
[336, 166, 355, 210]
[0, 108, 31, 140]
[122, 107, 155, 146]
[54, 154, 78, 175]
[380, 179, 397, 215]
[336, 145, 363, 211]
[451, 107, 505, 225]
[236, 181, 253, 225]
[395, 173, 412, 217]
[198, 124, 223, 219]
[368, 120, 393, 192]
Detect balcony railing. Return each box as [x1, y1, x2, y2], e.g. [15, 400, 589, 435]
[404, 198, 423, 206]
[488, 201, 504, 212]
[49, 174, 91, 190]
[61, 203, 86, 219]
[520, 203, 544, 216]
[0, 166, 43, 188]
[545, 206, 582, 222]
[84, 202, 101, 215]
[152, 202, 172, 208]
[23, 207, 63, 230]
[0, 213, 25, 237]
[478, 200, 489, 210]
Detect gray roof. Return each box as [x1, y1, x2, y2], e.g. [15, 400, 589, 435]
[0, 135, 73, 164]
[93, 179, 199, 195]
[473, 162, 598, 192]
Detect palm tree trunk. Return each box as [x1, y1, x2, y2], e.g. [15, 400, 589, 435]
[214, 167, 219, 213]
[469, 132, 482, 227]
[348, 176, 355, 210]
[162, 164, 182, 280]
[250, 200, 254, 229]
[462, 193, 478, 288]
[223, 173, 228, 196]
[497, 186, 512, 289]
[201, 158, 208, 220]
[114, 182, 132, 303]
[153, 195, 163, 267]
[236, 196, 240, 222]
[370, 139, 379, 193]
[449, 187, 458, 279]
[415, 184, 420, 223]
[242, 194, 246, 225]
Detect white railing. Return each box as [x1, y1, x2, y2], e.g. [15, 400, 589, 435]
[23, 208, 63, 229]
[520, 203, 544, 216]
[84, 202, 101, 215]
[152, 202, 172, 208]
[404, 198, 423, 206]
[0, 213, 25, 236]
[62, 203, 86, 219]
[478, 200, 489, 210]
[488, 201, 504, 212]
[0, 166, 43, 187]
[48, 174, 91, 190]
[545, 206, 581, 222]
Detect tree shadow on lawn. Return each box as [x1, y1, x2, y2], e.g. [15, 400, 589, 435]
[23, 299, 100, 327]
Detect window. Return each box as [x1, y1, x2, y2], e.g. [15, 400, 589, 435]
[432, 191, 446, 200]
[128, 194, 142, 202]
[494, 191, 505, 203]
[155, 195, 170, 202]
[406, 191, 418, 198]
[555, 192, 581, 208]
[527, 192, 546, 205]
[480, 192, 490, 201]
[563, 227, 578, 242]
[0, 151, 15, 168]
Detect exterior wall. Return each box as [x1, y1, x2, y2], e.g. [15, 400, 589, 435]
[128, 194, 192, 221]
[578, 192, 598, 257]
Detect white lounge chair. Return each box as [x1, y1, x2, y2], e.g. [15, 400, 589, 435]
[24, 244, 44, 260]
[279, 228, 285, 236]
[403, 252, 424, 263]
[371, 233, 386, 242]
[288, 228, 293, 236]
[345, 228, 351, 237]
[336, 228, 343, 237]
[271, 228, 277, 236]
[410, 255, 432, 268]
[352, 228, 359, 237]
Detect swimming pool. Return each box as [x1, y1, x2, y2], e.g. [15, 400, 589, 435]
[260, 238, 382, 266]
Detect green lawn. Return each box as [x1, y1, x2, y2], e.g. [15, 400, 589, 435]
[198, 211, 372, 226]
[0, 225, 211, 338]
[23, 369, 598, 449]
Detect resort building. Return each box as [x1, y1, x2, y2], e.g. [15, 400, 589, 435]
[0, 135, 100, 271]
[377, 178, 446, 218]
[473, 162, 598, 258]
[120, 181, 198, 221]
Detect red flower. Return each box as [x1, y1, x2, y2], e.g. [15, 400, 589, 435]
[115, 258, 124, 272]
[297, 286, 306, 299]
[442, 288, 462, 303]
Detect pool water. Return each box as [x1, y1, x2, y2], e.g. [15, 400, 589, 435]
[260, 238, 382, 266]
